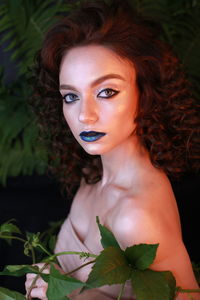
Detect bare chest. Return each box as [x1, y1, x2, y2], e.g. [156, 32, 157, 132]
[69, 183, 124, 252]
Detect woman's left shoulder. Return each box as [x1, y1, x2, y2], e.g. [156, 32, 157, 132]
[107, 188, 181, 252]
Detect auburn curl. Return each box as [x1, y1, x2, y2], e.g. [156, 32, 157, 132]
[31, 0, 200, 194]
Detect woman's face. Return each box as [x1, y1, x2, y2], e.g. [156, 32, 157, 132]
[59, 45, 139, 155]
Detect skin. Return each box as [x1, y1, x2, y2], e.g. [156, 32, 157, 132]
[60, 45, 138, 157]
[25, 45, 199, 299]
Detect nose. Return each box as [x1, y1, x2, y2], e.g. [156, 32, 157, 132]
[78, 97, 99, 124]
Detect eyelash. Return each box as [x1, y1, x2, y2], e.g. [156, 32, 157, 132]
[62, 93, 79, 104]
[97, 88, 119, 98]
[62, 88, 119, 104]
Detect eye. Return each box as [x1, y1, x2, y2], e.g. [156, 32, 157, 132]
[63, 93, 79, 104]
[97, 88, 119, 99]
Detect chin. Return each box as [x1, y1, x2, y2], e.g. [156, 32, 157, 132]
[82, 143, 115, 156]
[82, 147, 102, 156]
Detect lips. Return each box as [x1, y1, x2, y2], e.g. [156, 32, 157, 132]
[79, 131, 106, 142]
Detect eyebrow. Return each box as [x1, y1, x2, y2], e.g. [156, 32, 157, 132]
[59, 73, 125, 91]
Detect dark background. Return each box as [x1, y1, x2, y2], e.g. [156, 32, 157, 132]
[0, 174, 72, 293]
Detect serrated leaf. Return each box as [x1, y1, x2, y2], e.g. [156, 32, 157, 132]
[131, 269, 176, 300]
[0, 265, 40, 277]
[86, 246, 131, 289]
[46, 264, 85, 300]
[0, 222, 21, 235]
[0, 287, 26, 300]
[125, 243, 159, 270]
[96, 216, 121, 249]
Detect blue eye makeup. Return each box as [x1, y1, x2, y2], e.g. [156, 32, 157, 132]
[97, 88, 119, 98]
[62, 88, 119, 104]
[63, 93, 79, 104]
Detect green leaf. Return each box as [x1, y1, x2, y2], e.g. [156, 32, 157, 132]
[131, 269, 176, 300]
[0, 221, 21, 235]
[46, 264, 85, 300]
[86, 246, 131, 289]
[0, 265, 40, 277]
[163, 271, 177, 300]
[125, 243, 159, 270]
[0, 0, 71, 75]
[0, 287, 26, 300]
[96, 216, 121, 249]
[26, 231, 40, 247]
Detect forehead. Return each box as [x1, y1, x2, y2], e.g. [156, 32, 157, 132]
[59, 45, 136, 84]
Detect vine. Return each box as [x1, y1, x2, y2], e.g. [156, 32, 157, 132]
[0, 218, 199, 300]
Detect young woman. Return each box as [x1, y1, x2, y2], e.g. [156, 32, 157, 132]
[25, 0, 200, 299]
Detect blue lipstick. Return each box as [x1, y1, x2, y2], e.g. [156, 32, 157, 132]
[79, 131, 106, 142]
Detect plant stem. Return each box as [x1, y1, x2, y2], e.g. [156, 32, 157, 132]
[27, 262, 49, 300]
[30, 246, 36, 264]
[0, 235, 26, 243]
[52, 251, 98, 260]
[37, 244, 52, 257]
[117, 282, 125, 300]
[65, 259, 96, 276]
[1, 234, 37, 264]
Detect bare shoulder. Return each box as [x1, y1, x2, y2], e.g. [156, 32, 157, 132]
[106, 181, 200, 293]
[109, 193, 199, 294]
[106, 176, 182, 261]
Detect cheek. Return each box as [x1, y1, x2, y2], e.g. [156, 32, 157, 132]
[106, 102, 136, 125]
[63, 107, 69, 124]
[104, 104, 136, 139]
[63, 107, 76, 131]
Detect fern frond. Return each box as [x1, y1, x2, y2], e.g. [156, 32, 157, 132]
[0, 75, 48, 185]
[0, 0, 70, 75]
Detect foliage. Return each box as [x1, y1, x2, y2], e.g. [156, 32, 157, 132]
[46, 265, 85, 300]
[0, 0, 71, 184]
[0, 219, 21, 236]
[0, 71, 48, 184]
[133, 0, 200, 99]
[0, 287, 26, 300]
[0, 0, 71, 75]
[96, 216, 121, 249]
[0, 0, 200, 183]
[85, 246, 131, 288]
[0, 218, 200, 300]
[131, 269, 176, 300]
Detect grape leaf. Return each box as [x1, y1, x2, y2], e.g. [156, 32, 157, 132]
[0, 222, 21, 235]
[46, 264, 85, 300]
[0, 265, 40, 277]
[125, 243, 159, 270]
[0, 287, 26, 300]
[85, 246, 131, 289]
[96, 216, 121, 249]
[131, 269, 176, 300]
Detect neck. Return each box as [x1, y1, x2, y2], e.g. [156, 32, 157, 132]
[100, 134, 153, 189]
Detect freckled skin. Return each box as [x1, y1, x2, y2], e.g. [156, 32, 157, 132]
[25, 45, 200, 299]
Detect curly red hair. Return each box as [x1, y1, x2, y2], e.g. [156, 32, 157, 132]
[31, 0, 199, 194]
